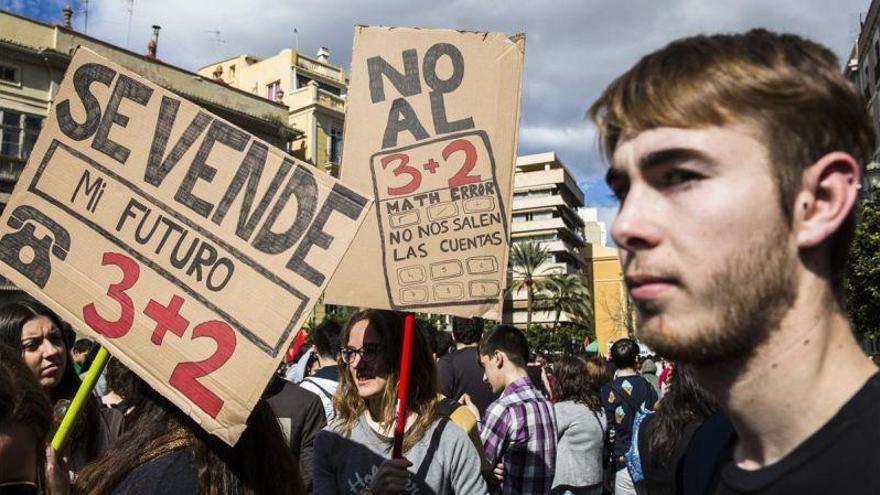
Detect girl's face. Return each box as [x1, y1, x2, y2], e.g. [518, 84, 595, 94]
[343, 319, 388, 399]
[20, 315, 67, 390]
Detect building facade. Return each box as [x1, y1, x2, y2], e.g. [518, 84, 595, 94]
[504, 152, 589, 327]
[198, 47, 347, 175]
[0, 8, 298, 299]
[584, 243, 629, 356]
[848, 0, 880, 198]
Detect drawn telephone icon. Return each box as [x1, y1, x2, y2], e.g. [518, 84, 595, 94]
[0, 205, 70, 288]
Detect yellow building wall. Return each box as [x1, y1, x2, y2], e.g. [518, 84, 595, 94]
[587, 244, 630, 356]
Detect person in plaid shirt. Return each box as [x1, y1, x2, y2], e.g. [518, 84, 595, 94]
[461, 324, 557, 494]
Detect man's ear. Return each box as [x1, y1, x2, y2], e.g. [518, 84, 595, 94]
[494, 350, 506, 369]
[795, 152, 861, 249]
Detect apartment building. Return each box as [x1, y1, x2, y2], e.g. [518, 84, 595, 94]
[846, 0, 880, 198]
[504, 152, 588, 327]
[0, 8, 296, 300]
[198, 47, 346, 175]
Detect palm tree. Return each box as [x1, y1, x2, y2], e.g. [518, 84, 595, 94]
[545, 272, 593, 332]
[509, 241, 552, 329]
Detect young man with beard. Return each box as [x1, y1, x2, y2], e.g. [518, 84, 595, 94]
[588, 29, 880, 494]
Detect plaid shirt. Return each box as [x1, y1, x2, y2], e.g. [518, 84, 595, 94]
[480, 376, 557, 494]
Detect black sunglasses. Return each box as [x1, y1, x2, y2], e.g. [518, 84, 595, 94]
[340, 343, 383, 365]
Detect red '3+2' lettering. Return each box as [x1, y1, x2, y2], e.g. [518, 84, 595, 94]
[83, 252, 237, 419]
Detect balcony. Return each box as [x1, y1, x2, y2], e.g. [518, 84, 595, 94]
[514, 168, 584, 206]
[296, 56, 346, 83]
[513, 195, 566, 210]
[287, 84, 345, 114]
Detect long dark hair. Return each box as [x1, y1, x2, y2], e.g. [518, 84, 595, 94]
[551, 356, 607, 411]
[0, 300, 81, 401]
[0, 343, 53, 485]
[647, 365, 718, 464]
[0, 299, 103, 463]
[74, 365, 302, 495]
[333, 309, 440, 452]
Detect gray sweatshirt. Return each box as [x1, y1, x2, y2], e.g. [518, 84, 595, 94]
[553, 400, 607, 489]
[314, 415, 488, 494]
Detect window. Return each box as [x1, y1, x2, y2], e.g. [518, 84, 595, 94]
[532, 212, 553, 221]
[0, 65, 18, 84]
[0, 109, 43, 198]
[229, 64, 236, 79]
[1, 111, 21, 157]
[267, 81, 281, 101]
[0, 110, 43, 160]
[329, 127, 343, 164]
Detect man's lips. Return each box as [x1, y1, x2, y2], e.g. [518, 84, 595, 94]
[626, 274, 677, 299]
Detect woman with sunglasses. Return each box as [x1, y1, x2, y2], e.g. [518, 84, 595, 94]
[313, 309, 487, 494]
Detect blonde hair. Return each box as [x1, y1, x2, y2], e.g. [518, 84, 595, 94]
[588, 29, 875, 297]
[332, 310, 440, 452]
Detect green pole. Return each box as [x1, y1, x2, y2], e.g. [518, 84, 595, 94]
[51, 346, 110, 452]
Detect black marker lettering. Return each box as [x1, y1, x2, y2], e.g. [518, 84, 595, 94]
[367, 49, 421, 103]
[92, 74, 153, 164]
[252, 166, 317, 254]
[286, 183, 367, 286]
[56, 63, 116, 141]
[175, 120, 249, 218]
[146, 96, 213, 187]
[382, 98, 429, 149]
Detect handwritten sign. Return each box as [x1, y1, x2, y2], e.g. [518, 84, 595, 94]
[325, 27, 525, 319]
[0, 48, 371, 445]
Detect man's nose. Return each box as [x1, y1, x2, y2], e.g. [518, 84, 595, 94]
[610, 188, 662, 251]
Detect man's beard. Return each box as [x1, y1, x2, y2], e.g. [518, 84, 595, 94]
[636, 231, 799, 365]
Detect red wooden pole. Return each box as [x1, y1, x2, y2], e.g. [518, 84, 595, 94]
[392, 312, 416, 458]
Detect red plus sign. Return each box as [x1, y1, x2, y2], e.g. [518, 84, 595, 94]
[422, 158, 440, 174]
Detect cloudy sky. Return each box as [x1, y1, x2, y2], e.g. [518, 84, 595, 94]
[3, 0, 872, 243]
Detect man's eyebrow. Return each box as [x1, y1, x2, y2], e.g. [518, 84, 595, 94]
[638, 147, 712, 172]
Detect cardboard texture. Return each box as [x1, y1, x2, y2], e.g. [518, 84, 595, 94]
[0, 48, 372, 445]
[325, 27, 525, 319]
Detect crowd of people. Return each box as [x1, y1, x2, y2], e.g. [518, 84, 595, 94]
[2, 25, 880, 495]
[0, 295, 706, 495]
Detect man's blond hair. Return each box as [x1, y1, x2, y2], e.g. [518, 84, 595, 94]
[588, 29, 876, 296]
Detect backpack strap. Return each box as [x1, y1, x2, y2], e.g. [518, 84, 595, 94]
[415, 416, 451, 481]
[302, 377, 333, 401]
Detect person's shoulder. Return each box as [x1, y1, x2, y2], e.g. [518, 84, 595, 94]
[111, 450, 198, 495]
[267, 379, 324, 421]
[434, 414, 474, 450]
[437, 351, 456, 369]
[554, 399, 586, 415]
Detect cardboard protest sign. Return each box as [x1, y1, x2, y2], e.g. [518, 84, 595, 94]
[325, 27, 525, 319]
[0, 48, 371, 445]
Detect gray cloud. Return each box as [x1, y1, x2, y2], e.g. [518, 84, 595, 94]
[70, 0, 868, 211]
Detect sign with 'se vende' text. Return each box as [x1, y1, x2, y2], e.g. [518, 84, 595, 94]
[0, 48, 371, 445]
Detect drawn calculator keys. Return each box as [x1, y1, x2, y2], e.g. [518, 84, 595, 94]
[430, 260, 462, 280]
[428, 202, 459, 221]
[400, 286, 429, 304]
[370, 130, 509, 309]
[434, 283, 464, 301]
[466, 256, 498, 275]
[398, 266, 426, 285]
[469, 280, 500, 298]
[390, 211, 420, 229]
[463, 197, 495, 213]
